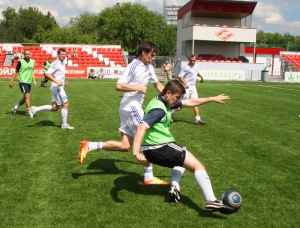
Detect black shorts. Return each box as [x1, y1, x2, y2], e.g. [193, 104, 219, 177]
[19, 83, 31, 94]
[143, 143, 186, 168]
[43, 73, 49, 82]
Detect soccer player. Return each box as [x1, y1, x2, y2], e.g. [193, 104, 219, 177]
[9, 48, 36, 118]
[78, 41, 168, 185]
[171, 54, 206, 124]
[133, 79, 233, 213]
[31, 48, 74, 129]
[40, 56, 52, 87]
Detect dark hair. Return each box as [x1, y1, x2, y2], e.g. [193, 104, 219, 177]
[189, 54, 196, 59]
[57, 48, 66, 55]
[137, 41, 157, 56]
[161, 79, 186, 96]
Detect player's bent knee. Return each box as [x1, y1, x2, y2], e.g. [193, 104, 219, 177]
[121, 146, 131, 152]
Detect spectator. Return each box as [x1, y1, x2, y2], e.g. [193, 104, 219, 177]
[98, 68, 106, 79]
[72, 49, 78, 58]
[88, 69, 97, 79]
[162, 60, 172, 83]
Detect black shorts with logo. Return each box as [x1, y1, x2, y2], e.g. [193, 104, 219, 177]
[143, 143, 186, 168]
[19, 83, 31, 94]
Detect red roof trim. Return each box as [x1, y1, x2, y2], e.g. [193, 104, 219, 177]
[245, 47, 286, 55]
[178, 0, 257, 20]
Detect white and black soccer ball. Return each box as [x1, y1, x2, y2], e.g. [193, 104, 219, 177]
[221, 190, 242, 214]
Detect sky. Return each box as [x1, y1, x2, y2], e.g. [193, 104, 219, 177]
[0, 0, 300, 35]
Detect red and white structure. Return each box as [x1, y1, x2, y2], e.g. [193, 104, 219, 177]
[0, 44, 127, 79]
[245, 47, 285, 76]
[174, 0, 266, 81]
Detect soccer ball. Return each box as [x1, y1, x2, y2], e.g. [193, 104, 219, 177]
[221, 190, 242, 214]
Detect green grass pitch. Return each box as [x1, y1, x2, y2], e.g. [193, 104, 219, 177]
[0, 78, 299, 227]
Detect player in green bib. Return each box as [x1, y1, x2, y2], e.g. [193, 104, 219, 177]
[9, 49, 36, 118]
[40, 56, 52, 87]
[133, 79, 234, 214]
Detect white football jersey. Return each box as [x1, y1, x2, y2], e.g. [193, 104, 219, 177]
[47, 59, 66, 88]
[117, 59, 158, 110]
[179, 63, 199, 87]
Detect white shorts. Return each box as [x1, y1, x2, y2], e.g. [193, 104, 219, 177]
[119, 106, 143, 137]
[182, 85, 198, 100]
[51, 87, 68, 105]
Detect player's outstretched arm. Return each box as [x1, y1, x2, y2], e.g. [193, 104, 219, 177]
[182, 94, 230, 107]
[133, 123, 148, 162]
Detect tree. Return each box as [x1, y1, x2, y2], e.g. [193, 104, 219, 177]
[0, 6, 59, 43]
[16, 6, 58, 40]
[0, 7, 20, 42]
[156, 24, 177, 56]
[69, 12, 98, 36]
[96, 3, 167, 55]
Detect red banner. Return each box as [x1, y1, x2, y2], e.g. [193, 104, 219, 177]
[0, 66, 88, 78]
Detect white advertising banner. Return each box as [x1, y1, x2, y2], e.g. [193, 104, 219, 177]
[284, 72, 300, 82]
[87, 67, 126, 79]
[199, 69, 246, 81]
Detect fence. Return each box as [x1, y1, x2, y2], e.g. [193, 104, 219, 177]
[127, 55, 176, 68]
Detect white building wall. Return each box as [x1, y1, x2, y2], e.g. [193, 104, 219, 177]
[245, 53, 281, 75]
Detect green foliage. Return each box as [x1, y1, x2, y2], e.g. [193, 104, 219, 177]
[30, 25, 97, 44]
[96, 3, 169, 55]
[0, 7, 20, 42]
[0, 6, 58, 43]
[68, 12, 98, 36]
[156, 24, 177, 56]
[250, 30, 300, 51]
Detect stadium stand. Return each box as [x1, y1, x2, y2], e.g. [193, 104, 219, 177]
[0, 44, 126, 68]
[196, 53, 239, 63]
[281, 52, 300, 71]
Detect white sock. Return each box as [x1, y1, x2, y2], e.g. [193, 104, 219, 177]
[144, 167, 153, 181]
[171, 166, 186, 192]
[194, 169, 217, 202]
[34, 105, 52, 112]
[61, 108, 68, 126]
[171, 109, 177, 115]
[27, 108, 32, 114]
[15, 103, 20, 109]
[88, 142, 103, 151]
[195, 115, 200, 121]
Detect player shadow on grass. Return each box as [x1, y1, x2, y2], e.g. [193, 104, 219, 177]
[71, 158, 135, 179]
[6, 110, 28, 117]
[72, 158, 224, 218]
[110, 174, 224, 218]
[27, 120, 61, 128]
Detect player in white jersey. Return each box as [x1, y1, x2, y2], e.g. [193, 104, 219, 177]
[31, 48, 74, 129]
[171, 54, 206, 124]
[78, 41, 168, 185]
